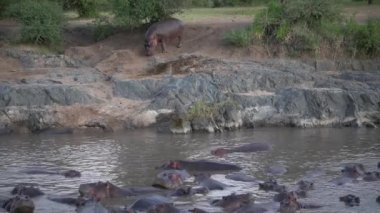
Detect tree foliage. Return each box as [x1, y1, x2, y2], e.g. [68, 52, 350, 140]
[5, 0, 63, 46]
[112, 0, 186, 27]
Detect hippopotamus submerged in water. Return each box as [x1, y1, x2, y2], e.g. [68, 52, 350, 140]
[144, 18, 184, 56]
[126, 194, 178, 213]
[158, 160, 242, 172]
[23, 168, 81, 178]
[152, 170, 190, 189]
[339, 194, 360, 207]
[11, 184, 44, 198]
[211, 193, 252, 212]
[79, 181, 162, 201]
[2, 195, 35, 213]
[211, 142, 272, 157]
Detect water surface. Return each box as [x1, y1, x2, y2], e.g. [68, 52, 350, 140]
[0, 128, 379, 212]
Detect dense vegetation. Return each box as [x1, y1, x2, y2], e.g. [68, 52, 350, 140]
[0, 0, 379, 57]
[225, 0, 380, 57]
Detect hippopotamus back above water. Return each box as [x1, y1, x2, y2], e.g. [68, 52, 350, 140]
[158, 160, 242, 172]
[144, 18, 184, 56]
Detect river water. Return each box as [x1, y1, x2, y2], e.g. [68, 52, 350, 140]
[0, 128, 379, 212]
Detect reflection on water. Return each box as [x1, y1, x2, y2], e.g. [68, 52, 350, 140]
[0, 128, 379, 212]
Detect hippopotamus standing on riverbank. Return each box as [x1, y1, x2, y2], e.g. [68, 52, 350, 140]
[144, 18, 184, 56]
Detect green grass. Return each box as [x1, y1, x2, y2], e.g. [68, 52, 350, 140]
[175, 7, 262, 22]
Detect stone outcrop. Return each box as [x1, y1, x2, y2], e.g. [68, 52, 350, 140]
[0, 50, 379, 134]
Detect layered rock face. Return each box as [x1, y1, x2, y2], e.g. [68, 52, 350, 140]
[1, 50, 379, 134]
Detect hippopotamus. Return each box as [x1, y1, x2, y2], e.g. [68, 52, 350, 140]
[377, 195, 380, 204]
[297, 180, 314, 191]
[168, 186, 209, 197]
[194, 173, 229, 190]
[340, 163, 366, 178]
[158, 160, 242, 172]
[259, 179, 286, 193]
[11, 184, 44, 198]
[152, 170, 190, 189]
[188, 208, 209, 213]
[144, 18, 184, 56]
[211, 142, 272, 157]
[339, 194, 360, 207]
[23, 168, 81, 178]
[47, 195, 85, 206]
[79, 181, 162, 200]
[211, 193, 252, 212]
[126, 194, 176, 213]
[363, 171, 380, 181]
[378, 162, 380, 169]
[76, 200, 108, 213]
[274, 189, 307, 202]
[235, 202, 280, 213]
[279, 191, 322, 212]
[225, 172, 256, 182]
[2, 195, 35, 213]
[266, 165, 287, 176]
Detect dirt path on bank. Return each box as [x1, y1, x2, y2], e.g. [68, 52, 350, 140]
[1, 4, 380, 81]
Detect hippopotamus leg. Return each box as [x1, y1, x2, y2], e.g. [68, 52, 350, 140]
[177, 35, 182, 48]
[159, 38, 167, 53]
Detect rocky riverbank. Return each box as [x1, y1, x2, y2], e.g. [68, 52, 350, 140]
[0, 48, 379, 135]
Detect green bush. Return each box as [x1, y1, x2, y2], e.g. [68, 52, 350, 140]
[343, 19, 380, 57]
[5, 0, 63, 46]
[224, 27, 253, 47]
[186, 101, 216, 121]
[0, 0, 13, 17]
[93, 16, 115, 41]
[62, 0, 102, 17]
[112, 0, 186, 28]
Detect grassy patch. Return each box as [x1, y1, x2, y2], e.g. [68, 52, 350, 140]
[176, 7, 261, 22]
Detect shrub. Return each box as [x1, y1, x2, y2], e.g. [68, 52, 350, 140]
[343, 19, 380, 57]
[5, 0, 63, 46]
[0, 0, 13, 17]
[93, 16, 115, 41]
[186, 101, 216, 121]
[224, 27, 253, 47]
[112, 0, 186, 28]
[62, 0, 102, 17]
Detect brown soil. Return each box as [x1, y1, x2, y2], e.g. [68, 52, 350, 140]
[0, 6, 379, 81]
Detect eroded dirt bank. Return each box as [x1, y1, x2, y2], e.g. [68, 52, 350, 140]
[0, 20, 379, 134]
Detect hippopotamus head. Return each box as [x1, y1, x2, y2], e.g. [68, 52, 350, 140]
[341, 163, 365, 178]
[297, 180, 314, 191]
[211, 148, 228, 157]
[339, 194, 360, 207]
[147, 203, 179, 213]
[62, 170, 81, 178]
[79, 181, 121, 200]
[158, 161, 183, 170]
[11, 184, 44, 198]
[144, 36, 158, 56]
[152, 170, 185, 189]
[189, 208, 208, 213]
[279, 191, 301, 212]
[212, 193, 252, 212]
[2, 195, 35, 213]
